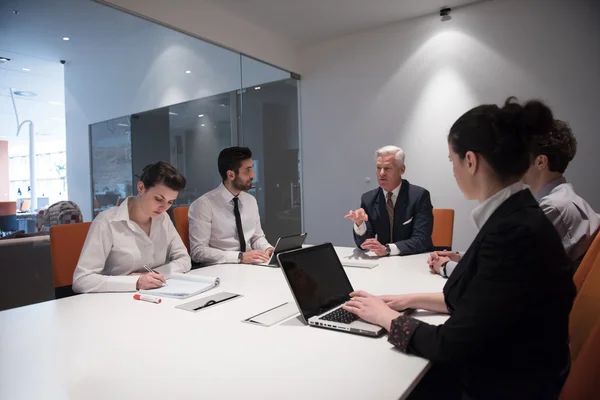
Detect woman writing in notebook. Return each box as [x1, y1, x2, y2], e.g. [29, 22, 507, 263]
[73, 161, 191, 293]
[343, 98, 575, 399]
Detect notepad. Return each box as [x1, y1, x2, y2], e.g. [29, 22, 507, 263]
[340, 253, 379, 269]
[341, 258, 379, 269]
[139, 273, 220, 299]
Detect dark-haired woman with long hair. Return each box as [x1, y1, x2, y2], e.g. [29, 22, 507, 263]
[73, 161, 191, 293]
[343, 98, 575, 399]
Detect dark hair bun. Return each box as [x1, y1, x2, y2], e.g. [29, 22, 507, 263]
[499, 97, 554, 143]
[448, 96, 554, 182]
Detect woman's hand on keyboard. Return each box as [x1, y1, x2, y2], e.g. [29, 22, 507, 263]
[342, 290, 400, 331]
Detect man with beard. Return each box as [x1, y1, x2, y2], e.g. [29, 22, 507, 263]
[189, 147, 274, 265]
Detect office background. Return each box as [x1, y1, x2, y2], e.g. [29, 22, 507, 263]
[1, 0, 597, 251]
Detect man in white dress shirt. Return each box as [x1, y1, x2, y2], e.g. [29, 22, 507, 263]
[431, 119, 600, 277]
[188, 147, 274, 265]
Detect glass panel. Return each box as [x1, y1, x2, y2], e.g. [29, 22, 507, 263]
[240, 57, 301, 243]
[90, 90, 237, 216]
[168, 92, 234, 206]
[90, 116, 133, 217]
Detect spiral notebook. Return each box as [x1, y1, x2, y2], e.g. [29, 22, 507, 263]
[139, 273, 220, 299]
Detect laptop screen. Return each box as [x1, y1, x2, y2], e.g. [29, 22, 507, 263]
[278, 243, 354, 320]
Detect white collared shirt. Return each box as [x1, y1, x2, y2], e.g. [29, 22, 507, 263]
[354, 183, 402, 255]
[535, 177, 600, 261]
[445, 182, 526, 277]
[72, 197, 191, 293]
[188, 183, 272, 264]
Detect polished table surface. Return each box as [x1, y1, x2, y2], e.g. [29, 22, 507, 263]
[0, 247, 448, 400]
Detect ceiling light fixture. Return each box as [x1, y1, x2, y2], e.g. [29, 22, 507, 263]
[62, 37, 70, 41]
[22, 68, 30, 72]
[185, 70, 191, 74]
[440, 7, 452, 21]
[254, 86, 261, 90]
[0, 57, 11, 63]
[169, 112, 178, 116]
[198, 114, 204, 118]
[13, 90, 37, 97]
[117, 123, 129, 127]
[220, 104, 226, 107]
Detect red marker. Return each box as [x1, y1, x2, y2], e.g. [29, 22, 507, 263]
[133, 294, 162, 304]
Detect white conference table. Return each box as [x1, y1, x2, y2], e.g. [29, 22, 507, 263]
[0, 247, 448, 400]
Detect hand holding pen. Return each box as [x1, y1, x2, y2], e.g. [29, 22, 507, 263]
[135, 265, 167, 290]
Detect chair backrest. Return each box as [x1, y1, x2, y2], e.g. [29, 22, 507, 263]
[573, 232, 600, 292]
[569, 250, 600, 361]
[49, 222, 91, 288]
[560, 319, 600, 399]
[0, 201, 17, 216]
[432, 208, 454, 250]
[173, 206, 190, 253]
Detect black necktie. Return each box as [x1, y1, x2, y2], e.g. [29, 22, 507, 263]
[232, 197, 246, 252]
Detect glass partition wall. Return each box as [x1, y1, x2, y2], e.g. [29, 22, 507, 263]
[90, 56, 301, 243]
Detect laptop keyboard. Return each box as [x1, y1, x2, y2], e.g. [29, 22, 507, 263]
[320, 308, 359, 324]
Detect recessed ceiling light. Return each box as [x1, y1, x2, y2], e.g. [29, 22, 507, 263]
[169, 112, 178, 116]
[185, 70, 191, 74]
[201, 124, 205, 127]
[22, 68, 30, 72]
[48, 101, 63, 106]
[63, 37, 70, 41]
[220, 104, 226, 107]
[117, 123, 128, 127]
[198, 114, 204, 118]
[0, 57, 10, 64]
[13, 90, 37, 97]
[254, 86, 261, 90]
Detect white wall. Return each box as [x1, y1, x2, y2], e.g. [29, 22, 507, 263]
[66, 9, 291, 220]
[299, 0, 600, 250]
[101, 0, 299, 73]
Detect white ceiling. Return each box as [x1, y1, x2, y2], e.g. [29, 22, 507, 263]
[0, 0, 149, 151]
[205, 0, 485, 46]
[0, 49, 65, 150]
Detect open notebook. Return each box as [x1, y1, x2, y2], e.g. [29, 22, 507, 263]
[139, 273, 220, 299]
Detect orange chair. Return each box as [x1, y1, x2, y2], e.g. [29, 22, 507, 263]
[49, 222, 91, 298]
[560, 319, 600, 399]
[573, 233, 600, 292]
[432, 208, 454, 250]
[568, 250, 600, 362]
[173, 206, 190, 254]
[0, 201, 17, 216]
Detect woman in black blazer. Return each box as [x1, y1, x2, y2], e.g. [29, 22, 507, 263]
[343, 98, 575, 400]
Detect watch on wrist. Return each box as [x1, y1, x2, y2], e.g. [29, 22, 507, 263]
[385, 244, 391, 257]
[441, 260, 449, 278]
[238, 252, 243, 263]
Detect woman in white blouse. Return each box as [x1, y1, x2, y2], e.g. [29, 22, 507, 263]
[73, 161, 191, 293]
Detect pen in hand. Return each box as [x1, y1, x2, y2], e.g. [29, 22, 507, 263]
[142, 265, 167, 287]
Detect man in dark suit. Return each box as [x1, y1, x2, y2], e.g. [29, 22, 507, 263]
[345, 145, 434, 256]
